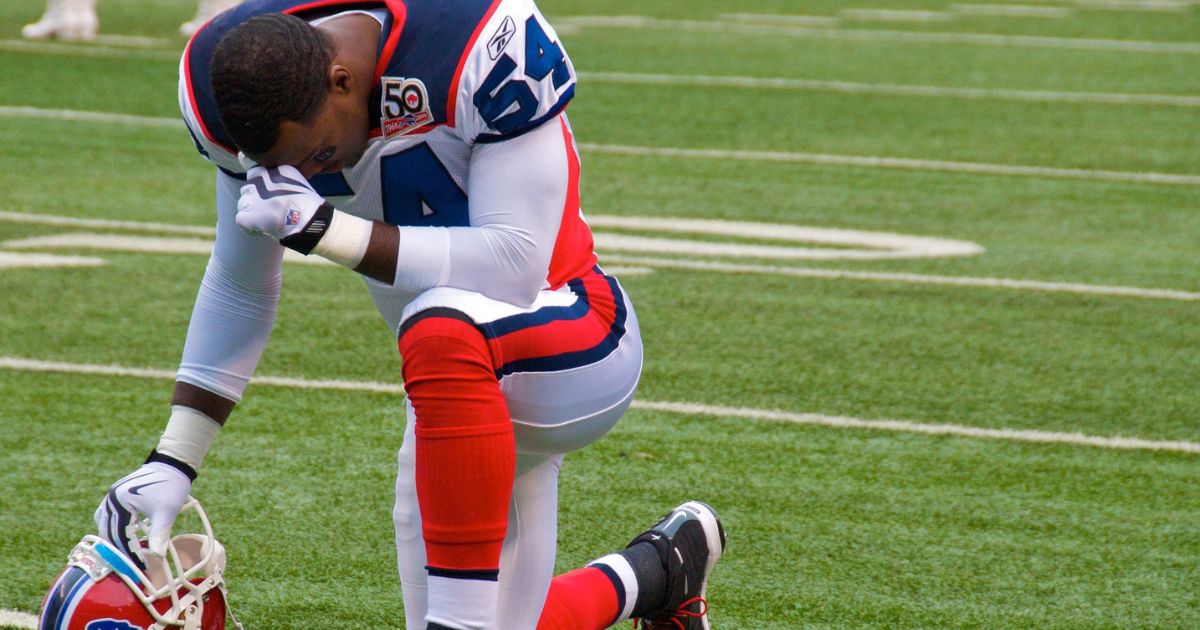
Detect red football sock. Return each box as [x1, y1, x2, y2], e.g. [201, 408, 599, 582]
[536, 567, 622, 630]
[399, 314, 515, 573]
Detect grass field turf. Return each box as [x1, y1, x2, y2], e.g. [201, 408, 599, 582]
[1, 0, 1198, 628]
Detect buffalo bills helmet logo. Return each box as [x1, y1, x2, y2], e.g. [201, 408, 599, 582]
[86, 620, 144, 630]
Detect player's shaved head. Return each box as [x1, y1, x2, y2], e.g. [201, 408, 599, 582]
[211, 13, 334, 156]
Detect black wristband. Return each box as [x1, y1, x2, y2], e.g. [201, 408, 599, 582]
[279, 201, 335, 255]
[145, 449, 198, 482]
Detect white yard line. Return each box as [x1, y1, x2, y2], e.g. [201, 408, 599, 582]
[91, 34, 174, 48]
[634, 401, 1200, 454]
[0, 38, 179, 59]
[0, 105, 182, 128]
[0, 209, 214, 234]
[565, 16, 1200, 54]
[4, 105, 1195, 185]
[839, 9, 954, 22]
[950, 4, 1074, 17]
[577, 71, 1200, 107]
[2, 356, 1197, 454]
[580, 143, 1200, 186]
[0, 251, 105, 269]
[1073, 0, 1196, 12]
[2, 233, 332, 266]
[0, 609, 36, 629]
[0, 358, 405, 394]
[600, 254, 1200, 301]
[719, 12, 841, 26]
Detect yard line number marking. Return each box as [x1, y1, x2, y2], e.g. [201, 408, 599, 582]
[2, 356, 1198, 454]
[1, 106, 1197, 185]
[3, 209, 1198, 302]
[0, 211, 986, 261]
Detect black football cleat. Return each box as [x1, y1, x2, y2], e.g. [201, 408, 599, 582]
[631, 501, 726, 629]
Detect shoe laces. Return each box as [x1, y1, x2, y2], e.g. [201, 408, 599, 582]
[632, 597, 708, 629]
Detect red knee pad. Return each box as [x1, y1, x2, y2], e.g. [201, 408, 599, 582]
[399, 312, 515, 571]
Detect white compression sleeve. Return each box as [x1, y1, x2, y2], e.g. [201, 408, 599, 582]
[176, 170, 283, 401]
[393, 117, 570, 307]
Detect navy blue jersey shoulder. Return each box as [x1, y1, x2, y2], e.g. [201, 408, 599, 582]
[186, 0, 400, 154]
[377, 0, 497, 125]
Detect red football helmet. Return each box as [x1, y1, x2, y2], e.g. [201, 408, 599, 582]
[39, 498, 241, 630]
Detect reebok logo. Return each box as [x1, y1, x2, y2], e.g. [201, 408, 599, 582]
[487, 15, 517, 60]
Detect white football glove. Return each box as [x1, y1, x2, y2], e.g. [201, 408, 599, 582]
[94, 460, 193, 568]
[236, 165, 333, 254]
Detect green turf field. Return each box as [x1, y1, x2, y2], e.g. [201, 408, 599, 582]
[1, 0, 1198, 627]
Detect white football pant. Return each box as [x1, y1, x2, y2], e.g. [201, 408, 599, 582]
[393, 283, 643, 629]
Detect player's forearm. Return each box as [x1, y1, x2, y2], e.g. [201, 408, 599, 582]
[172, 381, 235, 425]
[353, 220, 399, 283]
[297, 207, 398, 284]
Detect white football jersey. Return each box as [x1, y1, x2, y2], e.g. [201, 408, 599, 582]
[178, 0, 596, 294]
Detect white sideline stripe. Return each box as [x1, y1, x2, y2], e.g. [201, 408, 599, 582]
[579, 143, 1200, 186]
[601, 254, 1200, 301]
[2, 356, 1197, 454]
[0, 38, 178, 59]
[4, 106, 1200, 185]
[578, 71, 1200, 107]
[0, 609, 36, 629]
[562, 16, 1200, 54]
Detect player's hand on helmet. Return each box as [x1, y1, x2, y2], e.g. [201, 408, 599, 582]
[94, 460, 193, 568]
[236, 165, 332, 254]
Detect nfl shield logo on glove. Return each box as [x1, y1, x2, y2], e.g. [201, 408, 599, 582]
[285, 204, 303, 227]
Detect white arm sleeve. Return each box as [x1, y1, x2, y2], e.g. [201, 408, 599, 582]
[176, 170, 284, 401]
[393, 116, 569, 307]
